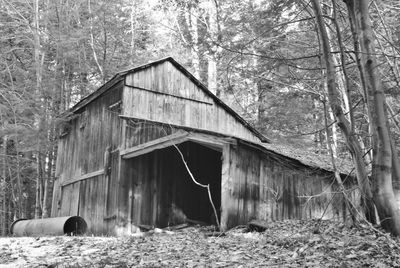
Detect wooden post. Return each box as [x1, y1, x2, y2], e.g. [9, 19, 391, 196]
[220, 144, 231, 231]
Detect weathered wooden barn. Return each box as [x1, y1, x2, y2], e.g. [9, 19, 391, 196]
[52, 57, 357, 235]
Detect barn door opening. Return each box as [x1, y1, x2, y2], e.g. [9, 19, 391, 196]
[122, 141, 222, 228]
[169, 142, 222, 226]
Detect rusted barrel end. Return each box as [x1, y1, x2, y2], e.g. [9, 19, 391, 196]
[63, 216, 87, 235]
[10, 216, 88, 236]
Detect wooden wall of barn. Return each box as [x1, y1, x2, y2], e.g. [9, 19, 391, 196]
[51, 83, 123, 234]
[123, 61, 261, 143]
[220, 143, 359, 231]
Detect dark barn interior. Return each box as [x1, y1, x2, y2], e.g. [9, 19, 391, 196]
[121, 142, 222, 228]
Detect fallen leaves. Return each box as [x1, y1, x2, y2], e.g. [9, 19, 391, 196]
[0, 220, 400, 267]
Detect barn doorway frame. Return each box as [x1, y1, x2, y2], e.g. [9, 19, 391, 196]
[119, 130, 235, 230]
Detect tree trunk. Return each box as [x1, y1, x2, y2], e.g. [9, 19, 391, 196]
[328, 108, 338, 157]
[1, 136, 8, 235]
[35, 152, 42, 219]
[206, 0, 219, 95]
[88, 0, 104, 80]
[129, 1, 137, 65]
[311, 0, 376, 222]
[388, 105, 400, 208]
[323, 100, 356, 223]
[185, 4, 200, 79]
[42, 140, 54, 219]
[353, 0, 400, 235]
[33, 0, 42, 220]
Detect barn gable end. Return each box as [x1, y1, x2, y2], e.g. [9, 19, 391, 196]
[122, 58, 266, 143]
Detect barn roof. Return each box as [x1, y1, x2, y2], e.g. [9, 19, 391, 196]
[260, 143, 354, 175]
[120, 115, 354, 176]
[67, 57, 269, 143]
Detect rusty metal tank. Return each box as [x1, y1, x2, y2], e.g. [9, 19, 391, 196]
[10, 216, 87, 236]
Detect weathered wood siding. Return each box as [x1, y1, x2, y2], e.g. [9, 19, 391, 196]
[123, 61, 261, 143]
[123, 120, 178, 149]
[220, 143, 359, 230]
[51, 83, 123, 234]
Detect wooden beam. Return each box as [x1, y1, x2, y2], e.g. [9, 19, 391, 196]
[119, 114, 257, 146]
[124, 84, 213, 105]
[187, 133, 236, 150]
[120, 131, 189, 159]
[61, 169, 105, 187]
[120, 131, 237, 160]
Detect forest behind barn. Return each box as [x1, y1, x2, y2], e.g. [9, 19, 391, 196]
[2, 0, 400, 236]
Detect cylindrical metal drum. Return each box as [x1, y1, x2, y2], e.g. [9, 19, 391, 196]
[10, 216, 87, 236]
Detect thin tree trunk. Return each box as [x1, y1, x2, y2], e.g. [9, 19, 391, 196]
[15, 151, 23, 219]
[312, 98, 323, 151]
[185, 4, 200, 79]
[323, 99, 356, 223]
[376, 45, 400, 207]
[2, 136, 8, 235]
[390, 128, 400, 209]
[347, 0, 400, 235]
[206, 0, 219, 95]
[311, 0, 376, 222]
[129, 1, 136, 65]
[328, 108, 338, 157]
[42, 165, 49, 218]
[88, 0, 104, 80]
[33, 0, 42, 220]
[42, 137, 54, 219]
[35, 152, 42, 219]
[331, 1, 354, 132]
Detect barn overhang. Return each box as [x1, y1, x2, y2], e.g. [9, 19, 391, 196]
[119, 130, 236, 159]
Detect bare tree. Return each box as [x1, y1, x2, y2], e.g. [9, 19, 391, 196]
[345, 0, 400, 234]
[310, 0, 376, 223]
[311, 0, 400, 235]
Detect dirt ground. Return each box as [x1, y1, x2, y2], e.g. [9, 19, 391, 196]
[0, 220, 399, 267]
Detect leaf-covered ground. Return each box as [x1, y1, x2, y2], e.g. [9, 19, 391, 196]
[1, 220, 399, 267]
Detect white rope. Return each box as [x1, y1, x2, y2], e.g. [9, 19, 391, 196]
[173, 144, 220, 228]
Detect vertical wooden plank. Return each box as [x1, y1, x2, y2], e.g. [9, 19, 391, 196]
[116, 157, 128, 232]
[150, 66, 155, 91]
[59, 186, 70, 216]
[51, 179, 61, 217]
[71, 182, 80, 216]
[97, 176, 103, 233]
[141, 154, 151, 225]
[151, 152, 158, 225]
[133, 159, 142, 226]
[164, 61, 170, 94]
[109, 151, 119, 234]
[294, 174, 300, 219]
[78, 180, 87, 226]
[238, 150, 246, 224]
[178, 69, 185, 97]
[221, 144, 235, 231]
